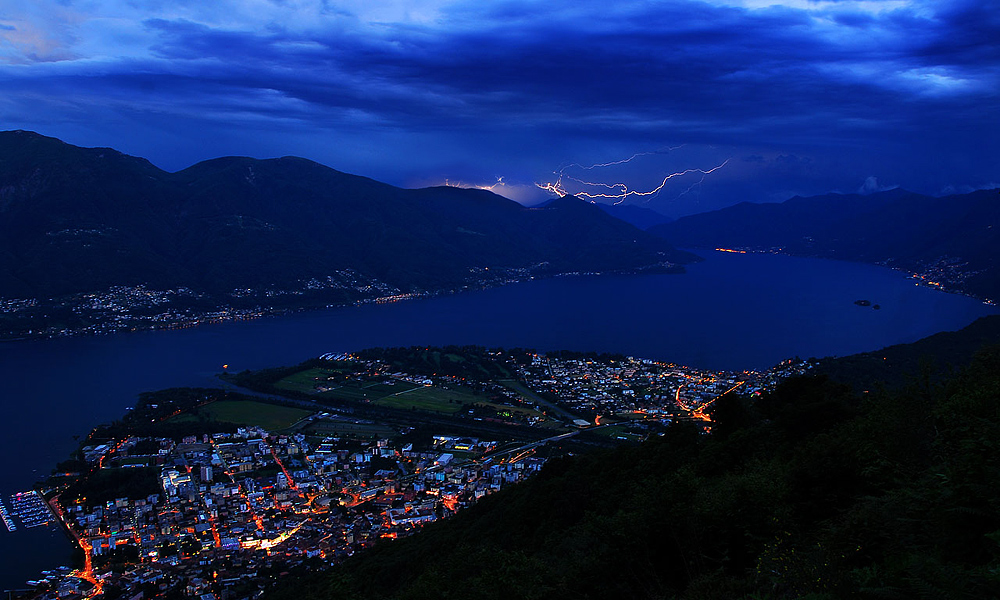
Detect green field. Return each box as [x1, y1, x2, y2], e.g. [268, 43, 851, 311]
[373, 386, 559, 426]
[171, 400, 313, 431]
[274, 367, 344, 394]
[590, 424, 645, 442]
[275, 368, 419, 402]
[324, 382, 418, 403]
[374, 386, 480, 414]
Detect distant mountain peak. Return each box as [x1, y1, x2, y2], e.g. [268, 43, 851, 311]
[649, 187, 1000, 299]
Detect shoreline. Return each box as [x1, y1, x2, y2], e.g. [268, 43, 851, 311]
[706, 247, 995, 306]
[0, 261, 687, 343]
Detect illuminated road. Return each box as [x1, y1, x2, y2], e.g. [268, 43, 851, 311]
[691, 381, 745, 422]
[47, 494, 102, 596]
[475, 426, 617, 464]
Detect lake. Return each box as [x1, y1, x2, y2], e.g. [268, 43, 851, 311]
[0, 250, 995, 589]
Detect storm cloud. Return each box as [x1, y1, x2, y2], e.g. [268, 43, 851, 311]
[1, 0, 997, 214]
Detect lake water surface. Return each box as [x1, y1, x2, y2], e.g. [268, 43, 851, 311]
[0, 251, 995, 588]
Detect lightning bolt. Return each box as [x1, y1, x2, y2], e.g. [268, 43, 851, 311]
[535, 148, 728, 206]
[673, 172, 710, 202]
[477, 176, 506, 191]
[535, 146, 682, 199]
[558, 146, 683, 172]
[442, 176, 506, 191]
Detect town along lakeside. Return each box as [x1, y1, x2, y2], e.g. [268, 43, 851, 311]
[0, 261, 685, 342]
[3, 250, 996, 593]
[23, 346, 810, 600]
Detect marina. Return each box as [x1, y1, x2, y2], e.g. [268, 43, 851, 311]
[9, 492, 54, 529]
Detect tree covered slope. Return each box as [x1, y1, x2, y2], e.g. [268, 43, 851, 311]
[0, 131, 694, 299]
[267, 346, 1000, 599]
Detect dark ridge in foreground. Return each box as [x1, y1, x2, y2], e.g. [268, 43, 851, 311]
[815, 314, 1000, 391]
[264, 345, 1000, 598]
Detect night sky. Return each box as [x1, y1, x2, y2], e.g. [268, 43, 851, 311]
[1, 0, 998, 216]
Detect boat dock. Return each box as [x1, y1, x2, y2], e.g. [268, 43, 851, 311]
[10, 491, 55, 528]
[0, 498, 16, 532]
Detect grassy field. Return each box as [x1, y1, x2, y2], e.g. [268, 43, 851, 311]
[171, 400, 313, 431]
[373, 386, 560, 427]
[324, 382, 417, 403]
[275, 368, 420, 402]
[374, 386, 479, 414]
[590, 424, 645, 442]
[274, 367, 343, 394]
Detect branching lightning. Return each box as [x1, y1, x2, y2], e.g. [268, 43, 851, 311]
[557, 146, 683, 173]
[535, 148, 729, 206]
[444, 176, 506, 191]
[476, 176, 506, 191]
[670, 170, 713, 202]
[434, 146, 727, 209]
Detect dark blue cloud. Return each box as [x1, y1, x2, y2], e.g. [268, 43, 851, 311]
[0, 0, 997, 214]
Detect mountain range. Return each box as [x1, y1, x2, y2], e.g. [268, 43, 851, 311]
[648, 187, 1000, 300]
[0, 131, 693, 301]
[595, 202, 674, 229]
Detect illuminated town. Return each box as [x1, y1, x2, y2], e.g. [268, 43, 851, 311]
[0, 265, 549, 341]
[713, 249, 994, 306]
[17, 349, 811, 600]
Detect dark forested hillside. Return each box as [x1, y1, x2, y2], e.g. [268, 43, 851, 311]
[0, 131, 694, 299]
[815, 314, 1000, 391]
[266, 347, 1000, 600]
[595, 202, 675, 229]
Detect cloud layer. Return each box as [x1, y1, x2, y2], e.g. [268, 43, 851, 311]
[1, 0, 997, 214]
